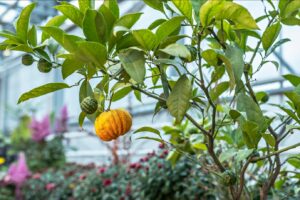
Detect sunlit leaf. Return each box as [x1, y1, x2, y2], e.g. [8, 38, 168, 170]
[18, 83, 70, 104]
[16, 3, 36, 43]
[119, 48, 146, 83]
[167, 75, 192, 123]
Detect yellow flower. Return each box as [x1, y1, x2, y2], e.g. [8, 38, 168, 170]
[0, 157, 5, 165]
[69, 183, 75, 189]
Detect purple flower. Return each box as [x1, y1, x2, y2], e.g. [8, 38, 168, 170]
[30, 115, 51, 142]
[55, 105, 68, 133]
[5, 153, 30, 186]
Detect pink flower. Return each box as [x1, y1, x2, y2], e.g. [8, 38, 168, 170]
[30, 115, 51, 142]
[55, 105, 68, 133]
[32, 173, 41, 179]
[145, 166, 149, 171]
[79, 174, 86, 180]
[147, 151, 156, 157]
[135, 163, 142, 170]
[129, 163, 137, 169]
[140, 157, 149, 162]
[163, 150, 169, 155]
[46, 183, 56, 191]
[6, 153, 30, 186]
[97, 167, 106, 174]
[157, 163, 163, 169]
[125, 184, 131, 195]
[103, 179, 112, 187]
[159, 143, 165, 149]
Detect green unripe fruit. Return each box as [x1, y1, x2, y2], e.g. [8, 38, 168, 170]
[38, 59, 52, 73]
[80, 97, 98, 114]
[221, 170, 237, 186]
[22, 54, 34, 66]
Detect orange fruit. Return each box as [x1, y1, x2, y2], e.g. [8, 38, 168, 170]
[94, 109, 132, 141]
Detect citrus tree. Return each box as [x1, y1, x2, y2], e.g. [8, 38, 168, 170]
[1, 0, 300, 199]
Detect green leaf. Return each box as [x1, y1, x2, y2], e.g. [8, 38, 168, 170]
[191, 0, 206, 23]
[78, 112, 86, 127]
[99, 5, 117, 37]
[132, 29, 158, 50]
[103, 0, 119, 19]
[83, 9, 107, 44]
[55, 4, 84, 27]
[116, 33, 140, 51]
[284, 91, 300, 118]
[9, 45, 33, 53]
[0, 31, 23, 43]
[256, 91, 269, 103]
[134, 90, 142, 102]
[210, 81, 229, 102]
[262, 22, 281, 51]
[237, 93, 267, 132]
[167, 75, 192, 124]
[62, 59, 84, 79]
[119, 49, 146, 83]
[202, 49, 219, 66]
[28, 25, 37, 47]
[280, 0, 300, 19]
[16, 3, 36, 43]
[143, 0, 164, 13]
[160, 43, 191, 61]
[236, 149, 254, 162]
[156, 16, 184, 43]
[40, 26, 82, 52]
[78, 0, 95, 12]
[18, 83, 70, 104]
[148, 19, 166, 30]
[112, 86, 132, 102]
[115, 13, 143, 29]
[283, 74, 300, 87]
[134, 126, 161, 137]
[277, 105, 300, 124]
[266, 38, 290, 57]
[167, 150, 181, 167]
[76, 41, 107, 67]
[225, 44, 244, 84]
[287, 156, 300, 168]
[262, 133, 275, 147]
[171, 0, 193, 24]
[200, 1, 258, 29]
[41, 15, 67, 42]
[137, 136, 164, 143]
[219, 149, 236, 162]
[211, 66, 225, 83]
[241, 120, 261, 149]
[229, 110, 241, 120]
[79, 80, 93, 103]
